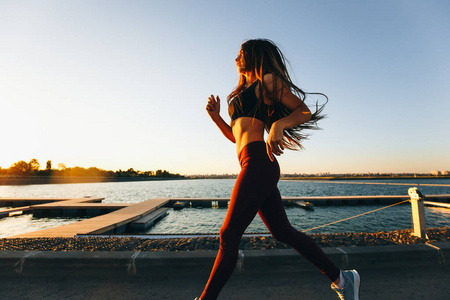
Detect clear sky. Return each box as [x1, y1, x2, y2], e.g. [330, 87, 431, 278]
[1, 0, 449, 175]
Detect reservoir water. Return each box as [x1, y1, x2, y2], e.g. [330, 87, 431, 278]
[1, 178, 449, 238]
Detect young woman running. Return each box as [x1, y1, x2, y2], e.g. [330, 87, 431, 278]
[198, 39, 360, 300]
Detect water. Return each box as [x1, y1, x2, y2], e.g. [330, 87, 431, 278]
[147, 204, 450, 235]
[1, 178, 449, 237]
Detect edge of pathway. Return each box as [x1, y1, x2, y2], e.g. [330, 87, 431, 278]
[0, 242, 448, 277]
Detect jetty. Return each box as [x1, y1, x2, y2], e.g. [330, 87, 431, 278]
[2, 198, 169, 238]
[1, 194, 449, 238]
[0, 197, 104, 218]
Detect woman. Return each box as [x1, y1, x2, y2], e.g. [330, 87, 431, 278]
[199, 39, 360, 300]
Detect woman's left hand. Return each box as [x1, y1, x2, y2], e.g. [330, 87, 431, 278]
[266, 122, 285, 161]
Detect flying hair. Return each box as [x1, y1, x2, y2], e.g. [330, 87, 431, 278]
[228, 38, 328, 150]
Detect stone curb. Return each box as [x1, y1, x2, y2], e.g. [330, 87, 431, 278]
[0, 243, 448, 277]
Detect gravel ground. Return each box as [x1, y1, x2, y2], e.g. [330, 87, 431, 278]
[0, 227, 448, 251]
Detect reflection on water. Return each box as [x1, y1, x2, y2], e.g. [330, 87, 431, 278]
[0, 214, 85, 238]
[425, 206, 450, 227]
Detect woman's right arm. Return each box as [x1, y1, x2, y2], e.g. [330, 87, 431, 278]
[206, 95, 236, 143]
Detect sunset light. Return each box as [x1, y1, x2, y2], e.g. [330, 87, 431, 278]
[0, 0, 448, 175]
[0, 3, 449, 299]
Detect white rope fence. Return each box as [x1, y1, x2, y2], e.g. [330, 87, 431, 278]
[303, 199, 411, 233]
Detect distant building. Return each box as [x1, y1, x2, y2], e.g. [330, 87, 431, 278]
[431, 170, 449, 175]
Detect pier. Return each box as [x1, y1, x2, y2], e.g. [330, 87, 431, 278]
[4, 198, 168, 238]
[0, 197, 104, 218]
[1, 194, 450, 238]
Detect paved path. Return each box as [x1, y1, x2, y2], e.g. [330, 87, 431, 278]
[1, 243, 449, 299]
[1, 264, 449, 299]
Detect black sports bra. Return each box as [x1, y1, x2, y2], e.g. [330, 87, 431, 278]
[228, 81, 267, 122]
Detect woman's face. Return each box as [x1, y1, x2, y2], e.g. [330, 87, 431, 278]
[235, 49, 246, 73]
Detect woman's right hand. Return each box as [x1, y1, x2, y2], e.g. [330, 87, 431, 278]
[206, 95, 221, 121]
[205, 94, 236, 143]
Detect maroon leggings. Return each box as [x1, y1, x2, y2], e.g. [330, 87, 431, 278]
[200, 141, 340, 300]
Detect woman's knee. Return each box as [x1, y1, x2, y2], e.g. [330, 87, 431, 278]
[219, 227, 241, 249]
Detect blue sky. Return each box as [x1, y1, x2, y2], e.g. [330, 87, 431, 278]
[1, 0, 449, 175]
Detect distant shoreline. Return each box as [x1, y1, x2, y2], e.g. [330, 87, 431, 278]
[282, 175, 450, 181]
[1, 175, 449, 186]
[0, 176, 187, 186]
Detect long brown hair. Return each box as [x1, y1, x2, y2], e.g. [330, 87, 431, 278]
[228, 39, 327, 150]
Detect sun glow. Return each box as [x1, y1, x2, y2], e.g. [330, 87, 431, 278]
[0, 1, 448, 174]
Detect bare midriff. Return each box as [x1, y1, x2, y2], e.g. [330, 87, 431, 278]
[231, 117, 265, 155]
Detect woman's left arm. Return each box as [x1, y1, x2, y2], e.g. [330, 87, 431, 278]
[264, 74, 312, 160]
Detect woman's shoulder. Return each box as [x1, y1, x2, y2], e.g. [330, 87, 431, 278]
[262, 73, 285, 91]
[262, 73, 276, 84]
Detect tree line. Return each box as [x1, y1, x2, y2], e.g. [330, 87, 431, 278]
[0, 159, 184, 178]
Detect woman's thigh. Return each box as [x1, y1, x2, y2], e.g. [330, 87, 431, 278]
[221, 163, 278, 236]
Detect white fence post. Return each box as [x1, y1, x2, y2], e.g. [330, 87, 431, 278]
[408, 187, 427, 239]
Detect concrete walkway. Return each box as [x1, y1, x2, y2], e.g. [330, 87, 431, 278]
[1, 264, 448, 299]
[1, 243, 449, 299]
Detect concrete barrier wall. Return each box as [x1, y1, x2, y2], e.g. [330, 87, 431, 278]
[1, 243, 448, 278]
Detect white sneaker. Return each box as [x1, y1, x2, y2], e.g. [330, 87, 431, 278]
[331, 270, 360, 300]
